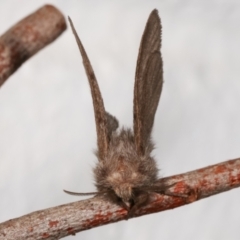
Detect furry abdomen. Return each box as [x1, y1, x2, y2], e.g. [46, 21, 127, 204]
[94, 128, 158, 201]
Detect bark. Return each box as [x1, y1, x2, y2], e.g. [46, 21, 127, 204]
[0, 158, 239, 240]
[0, 4, 67, 87]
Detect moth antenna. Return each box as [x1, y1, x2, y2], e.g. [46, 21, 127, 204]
[68, 16, 109, 160]
[63, 189, 99, 196]
[133, 9, 163, 155]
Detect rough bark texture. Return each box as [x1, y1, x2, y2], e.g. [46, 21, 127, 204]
[0, 4, 67, 87]
[0, 158, 239, 239]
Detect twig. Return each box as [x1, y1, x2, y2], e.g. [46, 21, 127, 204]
[0, 158, 239, 239]
[0, 4, 66, 87]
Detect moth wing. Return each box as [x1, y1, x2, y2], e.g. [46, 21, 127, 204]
[68, 17, 109, 160]
[134, 10, 163, 155]
[106, 112, 119, 136]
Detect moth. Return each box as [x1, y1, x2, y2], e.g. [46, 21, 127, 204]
[65, 9, 170, 216]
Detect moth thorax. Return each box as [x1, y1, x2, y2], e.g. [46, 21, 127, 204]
[108, 156, 138, 202]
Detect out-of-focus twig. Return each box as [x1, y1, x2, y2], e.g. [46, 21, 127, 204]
[0, 158, 239, 240]
[0, 4, 66, 87]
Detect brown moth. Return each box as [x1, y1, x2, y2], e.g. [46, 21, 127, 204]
[65, 9, 169, 216]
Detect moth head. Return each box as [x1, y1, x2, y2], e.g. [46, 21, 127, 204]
[114, 183, 133, 204]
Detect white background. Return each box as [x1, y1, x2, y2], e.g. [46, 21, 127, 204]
[1, 0, 240, 239]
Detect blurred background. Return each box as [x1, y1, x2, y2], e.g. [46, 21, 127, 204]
[0, 0, 240, 239]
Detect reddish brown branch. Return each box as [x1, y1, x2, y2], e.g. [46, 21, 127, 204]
[0, 158, 239, 239]
[0, 4, 66, 87]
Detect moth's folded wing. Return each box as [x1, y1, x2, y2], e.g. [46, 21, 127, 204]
[68, 17, 109, 160]
[134, 10, 163, 155]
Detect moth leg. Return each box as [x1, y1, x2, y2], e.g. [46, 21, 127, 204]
[154, 183, 187, 197]
[162, 191, 189, 198]
[106, 191, 130, 213]
[128, 191, 149, 218]
[161, 183, 199, 203]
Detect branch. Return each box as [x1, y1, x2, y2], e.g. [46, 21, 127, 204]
[0, 4, 67, 87]
[0, 158, 239, 239]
